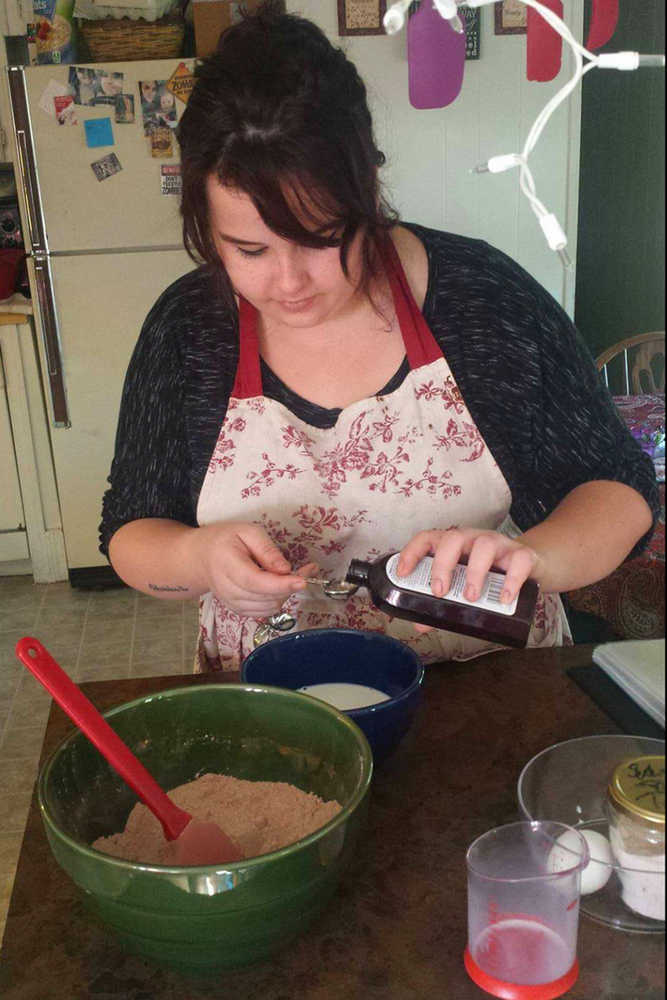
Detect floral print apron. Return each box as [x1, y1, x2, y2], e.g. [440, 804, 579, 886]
[196, 240, 569, 670]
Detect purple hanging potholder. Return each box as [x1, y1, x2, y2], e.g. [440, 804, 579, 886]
[408, 1, 466, 109]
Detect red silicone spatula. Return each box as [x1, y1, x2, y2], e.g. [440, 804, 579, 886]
[15, 636, 244, 867]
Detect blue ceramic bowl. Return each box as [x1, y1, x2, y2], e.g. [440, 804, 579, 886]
[242, 629, 424, 761]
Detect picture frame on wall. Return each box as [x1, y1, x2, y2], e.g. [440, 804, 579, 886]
[461, 6, 481, 59]
[494, 0, 527, 35]
[337, 0, 387, 36]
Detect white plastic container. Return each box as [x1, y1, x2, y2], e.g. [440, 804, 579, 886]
[74, 0, 179, 21]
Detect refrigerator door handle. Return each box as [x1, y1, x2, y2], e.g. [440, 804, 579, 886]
[6, 66, 48, 254]
[16, 128, 42, 253]
[32, 255, 70, 428]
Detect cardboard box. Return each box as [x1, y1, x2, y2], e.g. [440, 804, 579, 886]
[192, 0, 261, 58]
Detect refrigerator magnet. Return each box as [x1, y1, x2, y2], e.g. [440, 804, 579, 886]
[38, 79, 69, 117]
[54, 94, 77, 126]
[167, 63, 194, 105]
[90, 152, 122, 182]
[140, 80, 177, 136]
[150, 126, 174, 158]
[84, 117, 114, 148]
[115, 94, 135, 124]
[95, 71, 125, 105]
[160, 164, 182, 196]
[68, 67, 97, 106]
[66, 68, 125, 107]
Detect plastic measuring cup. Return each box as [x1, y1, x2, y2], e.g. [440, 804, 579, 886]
[464, 821, 589, 1000]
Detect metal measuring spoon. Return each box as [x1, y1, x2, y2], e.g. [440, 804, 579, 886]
[304, 577, 360, 600]
[252, 579, 360, 647]
[252, 610, 297, 648]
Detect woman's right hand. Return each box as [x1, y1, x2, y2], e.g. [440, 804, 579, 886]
[192, 521, 316, 618]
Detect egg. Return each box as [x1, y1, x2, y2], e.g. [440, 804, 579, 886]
[547, 828, 613, 895]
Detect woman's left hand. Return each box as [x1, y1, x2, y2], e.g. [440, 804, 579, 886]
[396, 482, 654, 635]
[396, 528, 542, 632]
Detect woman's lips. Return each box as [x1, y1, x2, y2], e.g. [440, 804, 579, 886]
[277, 296, 316, 313]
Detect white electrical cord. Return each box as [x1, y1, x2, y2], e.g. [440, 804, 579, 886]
[432, 0, 464, 33]
[385, 0, 464, 35]
[465, 0, 665, 267]
[383, 0, 413, 35]
[384, 0, 666, 268]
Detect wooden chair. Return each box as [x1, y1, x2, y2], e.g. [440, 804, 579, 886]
[596, 331, 665, 394]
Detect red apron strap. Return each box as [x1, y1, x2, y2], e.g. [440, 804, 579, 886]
[231, 295, 263, 399]
[382, 236, 443, 370]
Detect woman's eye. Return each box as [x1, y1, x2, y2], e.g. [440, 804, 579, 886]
[237, 247, 266, 258]
[321, 233, 342, 247]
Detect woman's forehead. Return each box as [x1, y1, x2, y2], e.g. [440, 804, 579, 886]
[206, 183, 274, 242]
[206, 174, 341, 232]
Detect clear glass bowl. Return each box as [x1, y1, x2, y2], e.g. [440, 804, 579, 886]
[517, 734, 665, 933]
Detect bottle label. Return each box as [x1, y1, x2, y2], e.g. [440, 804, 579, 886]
[385, 554, 519, 616]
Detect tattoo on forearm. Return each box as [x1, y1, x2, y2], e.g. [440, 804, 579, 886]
[148, 583, 189, 593]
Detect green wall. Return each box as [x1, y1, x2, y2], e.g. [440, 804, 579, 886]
[574, 0, 665, 358]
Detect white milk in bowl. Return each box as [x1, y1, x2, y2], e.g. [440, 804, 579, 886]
[298, 683, 390, 710]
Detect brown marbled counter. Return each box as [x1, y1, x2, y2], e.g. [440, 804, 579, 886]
[0, 645, 664, 999]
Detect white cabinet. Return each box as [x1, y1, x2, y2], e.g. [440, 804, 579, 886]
[0, 311, 67, 580]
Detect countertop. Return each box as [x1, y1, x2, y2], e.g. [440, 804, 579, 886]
[0, 644, 664, 999]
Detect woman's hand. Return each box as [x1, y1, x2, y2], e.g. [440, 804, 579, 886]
[109, 518, 317, 614]
[396, 480, 654, 635]
[192, 521, 317, 618]
[396, 528, 541, 628]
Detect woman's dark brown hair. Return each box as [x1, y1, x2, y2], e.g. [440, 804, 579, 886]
[177, 1, 397, 307]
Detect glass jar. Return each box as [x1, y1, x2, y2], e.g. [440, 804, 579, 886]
[606, 754, 665, 921]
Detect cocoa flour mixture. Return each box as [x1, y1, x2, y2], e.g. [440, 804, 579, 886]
[92, 772, 341, 864]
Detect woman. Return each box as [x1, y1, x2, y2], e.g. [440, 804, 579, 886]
[100, 3, 658, 670]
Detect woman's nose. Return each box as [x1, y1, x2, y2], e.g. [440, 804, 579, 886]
[274, 247, 309, 295]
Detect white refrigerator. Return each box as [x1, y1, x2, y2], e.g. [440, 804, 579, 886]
[4, 59, 195, 583]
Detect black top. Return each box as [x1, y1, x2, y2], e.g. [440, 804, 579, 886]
[99, 223, 659, 557]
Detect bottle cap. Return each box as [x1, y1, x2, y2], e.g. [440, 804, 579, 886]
[608, 755, 665, 828]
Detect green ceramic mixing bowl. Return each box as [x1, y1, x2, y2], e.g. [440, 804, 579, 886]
[38, 683, 372, 972]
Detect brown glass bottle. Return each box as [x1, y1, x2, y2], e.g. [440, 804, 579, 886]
[344, 553, 539, 648]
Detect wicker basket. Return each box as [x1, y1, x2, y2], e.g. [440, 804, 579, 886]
[80, 15, 185, 61]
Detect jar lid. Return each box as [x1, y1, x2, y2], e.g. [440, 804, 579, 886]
[608, 755, 665, 827]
